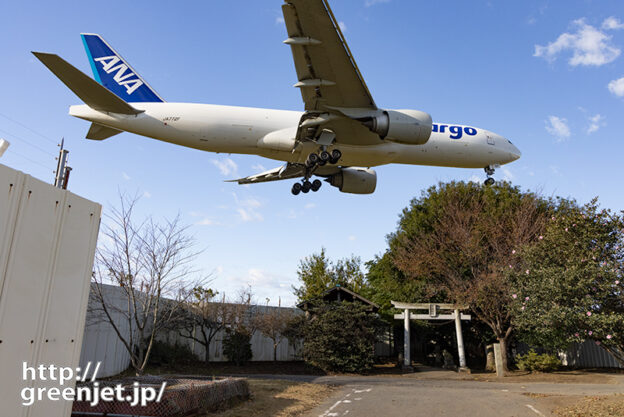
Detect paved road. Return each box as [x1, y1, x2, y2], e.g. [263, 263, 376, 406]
[230, 373, 622, 417]
[294, 376, 623, 417]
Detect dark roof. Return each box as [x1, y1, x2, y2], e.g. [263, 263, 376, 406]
[297, 285, 379, 312]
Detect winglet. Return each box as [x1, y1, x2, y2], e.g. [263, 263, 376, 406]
[32, 52, 143, 115]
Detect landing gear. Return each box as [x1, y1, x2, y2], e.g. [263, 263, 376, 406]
[484, 165, 496, 186]
[291, 179, 322, 196]
[305, 149, 342, 169]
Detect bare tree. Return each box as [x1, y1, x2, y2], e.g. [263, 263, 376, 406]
[255, 298, 296, 361]
[393, 184, 548, 371]
[91, 194, 204, 375]
[175, 287, 238, 363]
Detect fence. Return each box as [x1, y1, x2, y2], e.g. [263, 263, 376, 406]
[80, 284, 302, 378]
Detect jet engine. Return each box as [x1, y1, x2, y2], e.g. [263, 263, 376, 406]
[327, 167, 377, 194]
[360, 109, 432, 145]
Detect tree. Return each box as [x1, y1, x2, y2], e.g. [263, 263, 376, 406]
[391, 182, 551, 371]
[91, 194, 204, 375]
[176, 287, 234, 363]
[255, 299, 296, 361]
[302, 301, 382, 373]
[510, 200, 624, 366]
[293, 248, 366, 303]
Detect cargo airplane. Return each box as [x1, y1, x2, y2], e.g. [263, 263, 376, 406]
[33, 0, 520, 196]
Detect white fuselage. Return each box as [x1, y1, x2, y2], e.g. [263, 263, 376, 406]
[70, 103, 521, 169]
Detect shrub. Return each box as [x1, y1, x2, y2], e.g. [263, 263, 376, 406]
[147, 340, 197, 366]
[516, 350, 561, 372]
[222, 330, 253, 366]
[303, 301, 382, 373]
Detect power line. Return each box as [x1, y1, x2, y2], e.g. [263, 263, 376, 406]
[0, 111, 58, 145]
[7, 148, 55, 172]
[0, 127, 56, 157]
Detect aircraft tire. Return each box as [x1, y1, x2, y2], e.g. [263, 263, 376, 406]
[302, 180, 312, 193]
[292, 183, 302, 195]
[320, 151, 331, 162]
[484, 178, 495, 186]
[331, 149, 342, 161]
[312, 179, 322, 192]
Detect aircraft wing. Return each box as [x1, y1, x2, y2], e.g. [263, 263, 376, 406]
[281, 0, 384, 146]
[282, 0, 376, 111]
[229, 163, 341, 185]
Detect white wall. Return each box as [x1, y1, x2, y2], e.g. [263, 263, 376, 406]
[81, 284, 302, 377]
[0, 164, 101, 417]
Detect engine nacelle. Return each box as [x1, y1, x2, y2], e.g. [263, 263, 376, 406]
[327, 168, 377, 194]
[361, 109, 432, 145]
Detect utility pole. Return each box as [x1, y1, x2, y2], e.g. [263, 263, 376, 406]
[54, 138, 72, 189]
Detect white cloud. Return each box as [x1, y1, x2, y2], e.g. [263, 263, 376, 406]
[338, 21, 347, 32]
[545, 116, 571, 141]
[121, 172, 131, 181]
[196, 218, 217, 226]
[252, 163, 266, 173]
[304, 203, 316, 210]
[602, 16, 624, 30]
[232, 193, 263, 222]
[365, 0, 391, 6]
[275, 16, 285, 25]
[468, 175, 482, 184]
[608, 77, 624, 97]
[348, 235, 357, 241]
[587, 114, 606, 134]
[534, 19, 620, 66]
[211, 158, 238, 177]
[502, 168, 514, 181]
[143, 191, 152, 199]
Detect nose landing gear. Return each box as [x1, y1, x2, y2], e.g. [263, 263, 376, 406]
[484, 165, 496, 186]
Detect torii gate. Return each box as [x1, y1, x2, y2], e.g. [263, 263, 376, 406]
[392, 301, 471, 371]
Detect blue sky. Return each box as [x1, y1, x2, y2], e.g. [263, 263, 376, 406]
[1, 0, 623, 306]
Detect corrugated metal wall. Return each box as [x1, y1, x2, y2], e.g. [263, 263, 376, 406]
[561, 341, 623, 369]
[80, 285, 302, 377]
[0, 164, 101, 417]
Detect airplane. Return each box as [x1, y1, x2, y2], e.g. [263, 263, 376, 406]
[33, 0, 520, 196]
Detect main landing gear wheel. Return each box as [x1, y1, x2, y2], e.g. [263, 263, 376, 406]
[302, 180, 312, 193]
[330, 149, 342, 164]
[311, 179, 322, 192]
[306, 153, 319, 167]
[291, 183, 302, 195]
[320, 151, 331, 162]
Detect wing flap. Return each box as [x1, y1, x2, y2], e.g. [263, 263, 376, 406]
[32, 52, 143, 115]
[229, 163, 342, 185]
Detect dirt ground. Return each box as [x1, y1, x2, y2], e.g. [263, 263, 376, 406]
[212, 379, 335, 417]
[460, 369, 620, 384]
[554, 394, 624, 416]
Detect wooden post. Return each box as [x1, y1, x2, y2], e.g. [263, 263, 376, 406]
[493, 343, 505, 377]
[454, 309, 468, 371]
[403, 308, 411, 369]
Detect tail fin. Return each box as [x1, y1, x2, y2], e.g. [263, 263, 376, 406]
[80, 33, 164, 103]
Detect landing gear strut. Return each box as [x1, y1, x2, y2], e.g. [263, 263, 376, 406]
[484, 165, 496, 186]
[295, 148, 341, 195]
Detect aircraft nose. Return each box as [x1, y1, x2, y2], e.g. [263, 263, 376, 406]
[510, 144, 521, 161]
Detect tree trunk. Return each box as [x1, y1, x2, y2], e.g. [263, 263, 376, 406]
[498, 337, 509, 372]
[485, 344, 495, 372]
[273, 343, 277, 361]
[205, 344, 210, 363]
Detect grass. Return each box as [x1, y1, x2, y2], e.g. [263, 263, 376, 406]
[212, 379, 335, 417]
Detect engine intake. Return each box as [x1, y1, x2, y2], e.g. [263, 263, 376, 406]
[361, 109, 432, 145]
[327, 168, 377, 194]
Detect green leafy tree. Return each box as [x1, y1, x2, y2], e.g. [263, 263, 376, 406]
[510, 200, 624, 366]
[391, 182, 552, 370]
[293, 248, 366, 302]
[303, 302, 382, 373]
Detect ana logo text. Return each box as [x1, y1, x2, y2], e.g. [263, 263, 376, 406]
[93, 55, 143, 95]
[432, 124, 477, 140]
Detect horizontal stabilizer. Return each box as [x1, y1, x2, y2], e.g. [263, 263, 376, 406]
[86, 123, 122, 140]
[32, 52, 143, 115]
